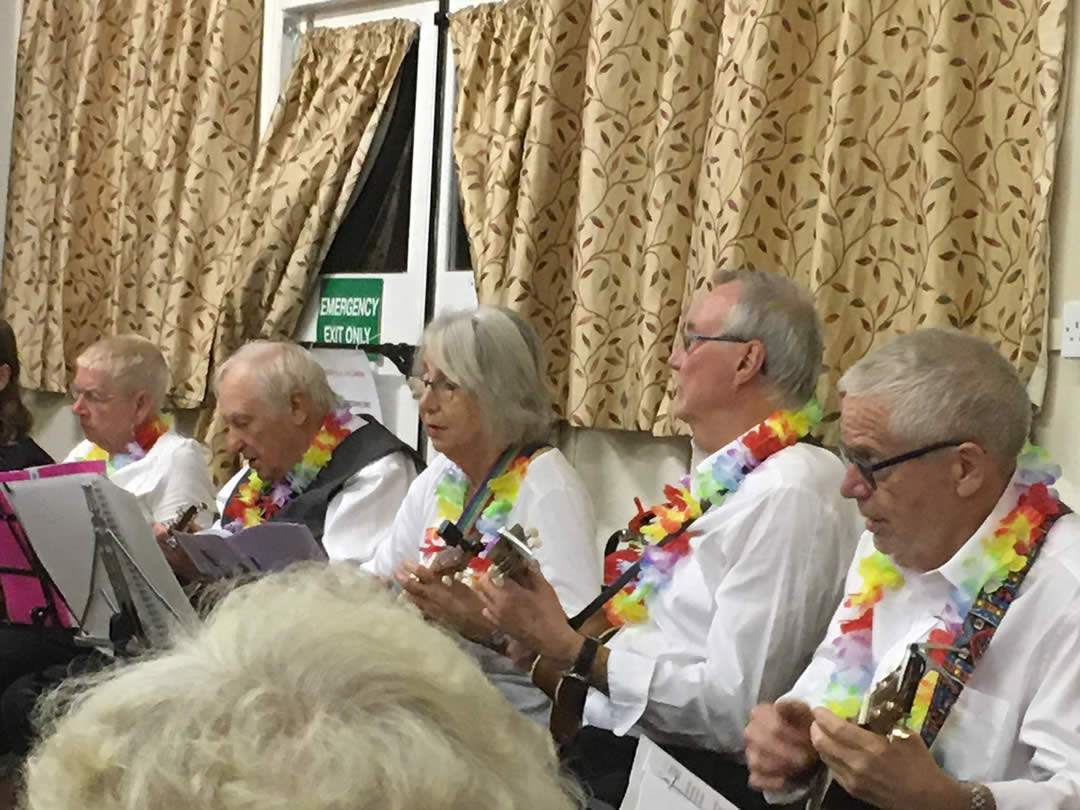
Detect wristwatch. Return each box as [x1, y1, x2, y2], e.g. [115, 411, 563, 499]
[550, 636, 601, 744]
[966, 782, 995, 810]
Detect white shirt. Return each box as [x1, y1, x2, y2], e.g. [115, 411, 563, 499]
[367, 448, 601, 721]
[584, 443, 862, 754]
[66, 431, 217, 525]
[213, 451, 416, 563]
[787, 475, 1080, 809]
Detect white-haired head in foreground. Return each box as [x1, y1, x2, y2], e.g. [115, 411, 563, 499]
[22, 565, 583, 810]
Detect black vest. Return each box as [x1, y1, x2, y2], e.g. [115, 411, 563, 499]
[225, 415, 423, 548]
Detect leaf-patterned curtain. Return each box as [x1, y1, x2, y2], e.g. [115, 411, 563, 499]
[2, 0, 261, 408]
[451, 0, 1067, 437]
[200, 20, 419, 481]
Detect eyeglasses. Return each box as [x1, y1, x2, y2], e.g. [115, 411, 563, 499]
[680, 331, 754, 353]
[838, 439, 965, 489]
[407, 375, 460, 402]
[70, 385, 116, 405]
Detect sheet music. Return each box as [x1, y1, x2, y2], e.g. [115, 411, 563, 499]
[1, 473, 196, 644]
[620, 737, 740, 810]
[84, 480, 197, 646]
[174, 522, 326, 579]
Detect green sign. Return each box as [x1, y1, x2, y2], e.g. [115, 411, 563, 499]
[316, 277, 384, 345]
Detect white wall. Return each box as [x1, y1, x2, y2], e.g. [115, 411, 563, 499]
[1031, 0, 1080, 503]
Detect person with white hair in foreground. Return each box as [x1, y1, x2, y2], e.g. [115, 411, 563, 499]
[20, 564, 584, 810]
[204, 340, 422, 563]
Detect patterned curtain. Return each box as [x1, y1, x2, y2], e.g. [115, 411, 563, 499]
[451, 0, 1068, 437]
[200, 20, 419, 480]
[1, 0, 261, 408]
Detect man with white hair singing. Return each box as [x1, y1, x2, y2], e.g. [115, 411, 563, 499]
[66, 335, 216, 524]
[478, 269, 861, 809]
[207, 340, 421, 561]
[744, 329, 1080, 810]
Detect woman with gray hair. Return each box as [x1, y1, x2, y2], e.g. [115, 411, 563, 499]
[21, 565, 584, 810]
[366, 306, 600, 724]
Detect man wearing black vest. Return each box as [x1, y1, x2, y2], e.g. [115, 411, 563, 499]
[744, 329, 1080, 810]
[203, 340, 422, 562]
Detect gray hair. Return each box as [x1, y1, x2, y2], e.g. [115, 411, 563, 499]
[711, 268, 823, 408]
[24, 565, 583, 810]
[76, 335, 170, 411]
[216, 341, 337, 415]
[838, 328, 1030, 471]
[419, 306, 553, 446]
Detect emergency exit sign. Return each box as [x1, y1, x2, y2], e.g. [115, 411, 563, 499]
[316, 277, 383, 345]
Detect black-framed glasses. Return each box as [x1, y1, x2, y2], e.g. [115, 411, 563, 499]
[838, 439, 965, 489]
[680, 331, 754, 353]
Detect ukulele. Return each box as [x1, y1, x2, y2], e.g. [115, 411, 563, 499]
[806, 645, 926, 810]
[428, 519, 541, 585]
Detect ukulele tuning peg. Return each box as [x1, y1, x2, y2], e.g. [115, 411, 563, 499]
[453, 571, 466, 582]
[441, 575, 453, 587]
[490, 569, 505, 587]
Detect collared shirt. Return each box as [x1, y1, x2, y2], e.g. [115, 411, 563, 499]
[787, 473, 1080, 809]
[66, 430, 217, 525]
[585, 442, 862, 753]
[213, 451, 416, 563]
[366, 448, 601, 722]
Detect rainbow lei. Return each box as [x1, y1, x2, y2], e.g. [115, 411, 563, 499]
[419, 454, 533, 584]
[823, 444, 1062, 732]
[81, 413, 173, 474]
[222, 405, 353, 534]
[604, 399, 823, 626]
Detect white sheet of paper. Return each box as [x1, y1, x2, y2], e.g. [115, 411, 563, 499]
[309, 347, 383, 421]
[620, 736, 740, 810]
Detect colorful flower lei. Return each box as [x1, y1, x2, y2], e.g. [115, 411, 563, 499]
[823, 444, 1062, 731]
[81, 413, 173, 474]
[604, 398, 823, 626]
[222, 405, 353, 534]
[420, 454, 534, 584]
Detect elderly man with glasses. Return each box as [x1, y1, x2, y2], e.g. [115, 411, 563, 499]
[477, 268, 861, 809]
[744, 328, 1080, 810]
[66, 335, 216, 525]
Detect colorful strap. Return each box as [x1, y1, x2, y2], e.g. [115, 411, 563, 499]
[455, 442, 547, 541]
[919, 502, 1072, 747]
[568, 507, 708, 630]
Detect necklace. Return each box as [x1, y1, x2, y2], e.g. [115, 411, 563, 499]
[822, 444, 1062, 731]
[420, 453, 534, 583]
[222, 405, 353, 533]
[604, 399, 822, 626]
[81, 413, 172, 473]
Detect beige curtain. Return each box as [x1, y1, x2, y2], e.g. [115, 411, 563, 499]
[202, 20, 419, 480]
[452, 0, 1068, 437]
[2, 0, 261, 407]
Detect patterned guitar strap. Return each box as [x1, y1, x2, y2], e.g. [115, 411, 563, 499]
[821, 500, 1072, 810]
[919, 500, 1072, 747]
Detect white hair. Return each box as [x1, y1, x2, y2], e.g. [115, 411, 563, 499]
[215, 341, 337, 415]
[711, 268, 823, 408]
[23, 564, 583, 810]
[838, 328, 1030, 471]
[420, 306, 554, 445]
[76, 335, 170, 411]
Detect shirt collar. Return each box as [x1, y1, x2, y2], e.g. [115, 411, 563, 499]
[927, 468, 1022, 589]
